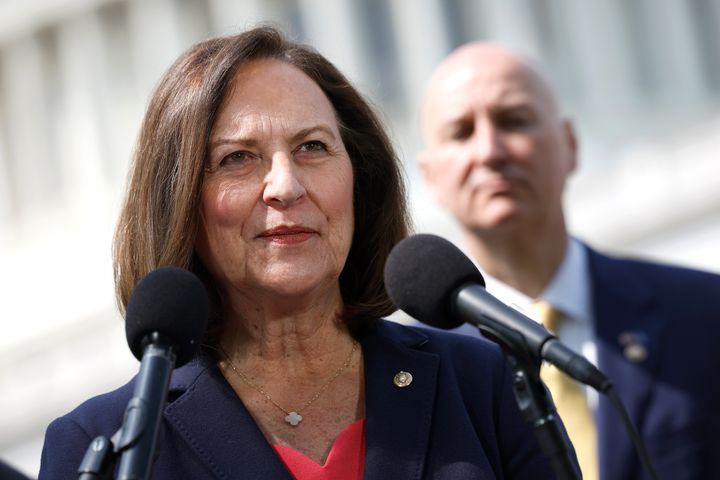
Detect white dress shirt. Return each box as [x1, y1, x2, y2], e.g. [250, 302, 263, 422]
[482, 238, 598, 408]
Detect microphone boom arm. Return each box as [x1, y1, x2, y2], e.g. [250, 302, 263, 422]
[454, 284, 611, 392]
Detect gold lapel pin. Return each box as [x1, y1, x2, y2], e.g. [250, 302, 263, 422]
[624, 343, 648, 363]
[619, 332, 649, 363]
[393, 371, 413, 388]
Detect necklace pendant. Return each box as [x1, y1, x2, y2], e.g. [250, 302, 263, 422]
[285, 411, 303, 426]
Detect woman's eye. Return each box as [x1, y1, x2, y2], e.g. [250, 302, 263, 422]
[296, 140, 327, 153]
[293, 140, 330, 162]
[220, 151, 256, 167]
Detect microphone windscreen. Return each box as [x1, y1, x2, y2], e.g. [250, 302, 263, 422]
[125, 267, 209, 366]
[384, 234, 485, 329]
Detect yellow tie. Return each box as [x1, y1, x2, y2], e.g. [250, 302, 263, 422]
[534, 301, 598, 480]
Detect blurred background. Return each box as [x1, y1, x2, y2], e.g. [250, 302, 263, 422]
[1, 0, 719, 476]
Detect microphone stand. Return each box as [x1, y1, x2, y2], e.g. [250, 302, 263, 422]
[115, 336, 175, 479]
[477, 326, 580, 480]
[77, 334, 176, 480]
[78, 436, 117, 480]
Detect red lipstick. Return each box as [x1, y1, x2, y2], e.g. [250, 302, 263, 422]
[258, 225, 317, 245]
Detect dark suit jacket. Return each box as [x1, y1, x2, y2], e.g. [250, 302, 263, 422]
[39, 320, 564, 479]
[430, 247, 720, 479]
[589, 249, 720, 480]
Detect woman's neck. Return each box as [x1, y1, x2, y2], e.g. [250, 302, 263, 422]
[217, 284, 353, 371]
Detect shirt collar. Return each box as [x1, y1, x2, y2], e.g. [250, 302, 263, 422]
[540, 238, 592, 325]
[476, 238, 592, 325]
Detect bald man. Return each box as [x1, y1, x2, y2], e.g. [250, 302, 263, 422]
[418, 43, 720, 480]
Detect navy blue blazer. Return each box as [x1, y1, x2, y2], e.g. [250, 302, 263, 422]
[39, 320, 565, 479]
[588, 249, 720, 480]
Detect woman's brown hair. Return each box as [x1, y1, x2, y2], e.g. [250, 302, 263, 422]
[113, 26, 410, 345]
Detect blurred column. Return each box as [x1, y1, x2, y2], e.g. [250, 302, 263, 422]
[295, 0, 367, 91]
[388, 0, 450, 118]
[641, 0, 705, 106]
[0, 102, 12, 231]
[386, 0, 457, 240]
[350, 0, 402, 108]
[556, 0, 639, 138]
[687, 0, 720, 96]
[436, 0, 488, 48]
[0, 33, 60, 218]
[207, 0, 266, 34]
[96, 1, 141, 185]
[126, 0, 188, 98]
[481, 0, 546, 58]
[171, 0, 213, 46]
[54, 12, 109, 212]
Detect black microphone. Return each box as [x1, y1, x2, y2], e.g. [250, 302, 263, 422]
[384, 234, 610, 392]
[0, 459, 30, 480]
[115, 267, 208, 480]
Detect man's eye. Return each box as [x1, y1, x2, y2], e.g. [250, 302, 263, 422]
[495, 110, 535, 131]
[449, 123, 474, 141]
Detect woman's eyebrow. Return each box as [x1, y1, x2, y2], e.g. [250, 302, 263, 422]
[209, 124, 337, 150]
[289, 124, 337, 144]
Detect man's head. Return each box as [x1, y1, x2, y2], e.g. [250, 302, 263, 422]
[419, 43, 577, 238]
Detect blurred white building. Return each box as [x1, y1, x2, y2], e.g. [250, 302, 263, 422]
[1, 0, 719, 476]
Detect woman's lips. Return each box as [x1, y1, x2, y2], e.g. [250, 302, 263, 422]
[258, 226, 317, 245]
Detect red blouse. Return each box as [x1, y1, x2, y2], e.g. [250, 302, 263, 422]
[272, 419, 366, 480]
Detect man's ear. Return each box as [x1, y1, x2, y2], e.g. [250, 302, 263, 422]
[418, 150, 434, 185]
[417, 149, 448, 207]
[563, 119, 578, 174]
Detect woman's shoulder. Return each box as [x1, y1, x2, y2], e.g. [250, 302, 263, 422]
[45, 354, 216, 443]
[40, 355, 217, 479]
[40, 380, 136, 479]
[46, 378, 136, 444]
[367, 318, 506, 370]
[371, 316, 497, 345]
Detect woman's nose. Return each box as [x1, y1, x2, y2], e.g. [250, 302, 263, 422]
[262, 153, 306, 207]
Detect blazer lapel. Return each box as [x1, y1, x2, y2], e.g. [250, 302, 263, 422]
[361, 321, 439, 480]
[163, 356, 292, 479]
[588, 250, 664, 480]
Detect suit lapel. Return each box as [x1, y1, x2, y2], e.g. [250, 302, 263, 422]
[163, 356, 292, 479]
[361, 321, 438, 480]
[588, 250, 664, 480]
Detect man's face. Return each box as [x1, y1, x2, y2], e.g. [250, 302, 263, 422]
[420, 48, 577, 235]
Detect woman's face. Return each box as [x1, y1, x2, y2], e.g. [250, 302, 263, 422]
[196, 59, 354, 302]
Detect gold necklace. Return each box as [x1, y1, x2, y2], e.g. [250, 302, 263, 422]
[222, 342, 358, 426]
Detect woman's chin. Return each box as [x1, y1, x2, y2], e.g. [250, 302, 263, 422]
[252, 268, 341, 299]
